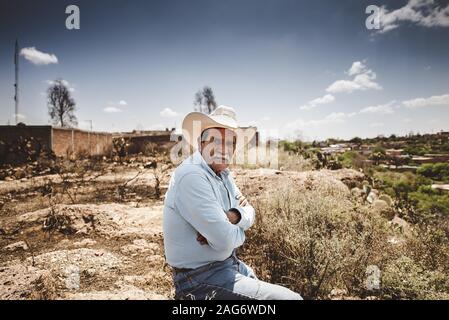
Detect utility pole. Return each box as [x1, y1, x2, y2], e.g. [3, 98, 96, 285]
[14, 39, 19, 125]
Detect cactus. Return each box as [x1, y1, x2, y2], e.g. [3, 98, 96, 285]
[379, 194, 393, 206]
[372, 199, 395, 220]
[363, 183, 371, 195]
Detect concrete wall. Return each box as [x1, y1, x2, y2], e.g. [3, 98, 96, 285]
[52, 127, 113, 157]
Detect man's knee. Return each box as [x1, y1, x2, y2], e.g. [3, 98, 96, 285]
[257, 281, 303, 300]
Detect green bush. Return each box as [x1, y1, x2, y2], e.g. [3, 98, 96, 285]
[417, 163, 449, 182]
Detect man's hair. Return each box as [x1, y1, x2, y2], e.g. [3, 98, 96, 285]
[200, 128, 212, 142]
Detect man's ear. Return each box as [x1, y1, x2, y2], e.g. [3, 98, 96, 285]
[197, 137, 202, 152]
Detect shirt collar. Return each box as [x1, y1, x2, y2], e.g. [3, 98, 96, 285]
[192, 150, 230, 179]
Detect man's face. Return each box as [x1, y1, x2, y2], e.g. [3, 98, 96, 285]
[200, 127, 237, 173]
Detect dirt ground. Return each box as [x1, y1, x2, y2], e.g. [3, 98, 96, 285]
[0, 162, 364, 300]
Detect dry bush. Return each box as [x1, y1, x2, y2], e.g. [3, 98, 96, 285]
[240, 181, 449, 299]
[278, 150, 314, 172]
[241, 184, 394, 299]
[381, 256, 449, 300]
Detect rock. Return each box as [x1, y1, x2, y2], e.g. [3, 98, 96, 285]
[366, 191, 378, 204]
[83, 268, 97, 278]
[390, 216, 411, 235]
[120, 239, 159, 256]
[25, 248, 123, 289]
[16, 203, 163, 238]
[3, 241, 29, 252]
[65, 282, 167, 300]
[64, 265, 80, 290]
[0, 264, 57, 300]
[73, 238, 97, 248]
[329, 288, 348, 299]
[145, 255, 165, 267]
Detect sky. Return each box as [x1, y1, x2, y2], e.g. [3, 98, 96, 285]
[1, 0, 449, 141]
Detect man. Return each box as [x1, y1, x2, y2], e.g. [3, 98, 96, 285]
[163, 105, 302, 300]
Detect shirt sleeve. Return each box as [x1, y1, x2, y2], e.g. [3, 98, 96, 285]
[228, 174, 256, 231]
[175, 173, 246, 252]
[232, 205, 255, 231]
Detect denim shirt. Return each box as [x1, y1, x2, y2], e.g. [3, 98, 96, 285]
[163, 151, 255, 269]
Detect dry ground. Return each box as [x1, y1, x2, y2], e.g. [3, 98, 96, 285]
[0, 162, 364, 300]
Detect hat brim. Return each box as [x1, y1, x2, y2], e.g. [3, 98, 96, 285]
[182, 112, 256, 151]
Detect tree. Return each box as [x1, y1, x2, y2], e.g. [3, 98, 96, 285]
[194, 86, 217, 114]
[47, 79, 77, 127]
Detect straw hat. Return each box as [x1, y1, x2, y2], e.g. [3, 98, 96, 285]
[182, 105, 256, 150]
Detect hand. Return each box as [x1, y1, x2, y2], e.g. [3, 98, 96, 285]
[226, 209, 241, 224]
[237, 194, 248, 207]
[197, 232, 208, 245]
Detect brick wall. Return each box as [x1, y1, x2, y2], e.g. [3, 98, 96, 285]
[52, 127, 113, 157]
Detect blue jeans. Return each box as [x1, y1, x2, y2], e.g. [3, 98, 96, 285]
[173, 253, 303, 300]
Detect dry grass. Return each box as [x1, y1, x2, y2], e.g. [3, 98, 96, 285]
[240, 179, 449, 300]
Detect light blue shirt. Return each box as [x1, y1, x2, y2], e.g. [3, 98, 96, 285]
[163, 150, 255, 269]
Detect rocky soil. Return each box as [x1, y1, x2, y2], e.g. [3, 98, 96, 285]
[1, 163, 369, 300]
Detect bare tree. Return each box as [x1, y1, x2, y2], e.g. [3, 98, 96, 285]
[47, 79, 77, 127]
[194, 86, 217, 114]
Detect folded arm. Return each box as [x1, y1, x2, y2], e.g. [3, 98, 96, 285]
[175, 173, 246, 252]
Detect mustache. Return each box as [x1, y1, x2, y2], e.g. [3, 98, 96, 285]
[212, 154, 230, 161]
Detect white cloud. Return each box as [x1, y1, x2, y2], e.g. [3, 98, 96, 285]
[286, 112, 348, 130]
[119, 100, 128, 106]
[360, 101, 396, 114]
[327, 61, 382, 94]
[347, 61, 368, 76]
[20, 47, 58, 65]
[104, 106, 122, 113]
[300, 94, 335, 110]
[403, 93, 449, 108]
[379, 0, 449, 34]
[160, 107, 179, 117]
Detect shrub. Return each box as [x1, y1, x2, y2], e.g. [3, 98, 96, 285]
[417, 163, 449, 182]
[382, 256, 449, 300]
[241, 185, 394, 299]
[240, 181, 449, 299]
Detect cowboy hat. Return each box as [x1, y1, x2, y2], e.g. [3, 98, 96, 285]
[182, 105, 257, 151]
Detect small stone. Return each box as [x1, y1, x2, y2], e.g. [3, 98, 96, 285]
[3, 241, 29, 252]
[73, 239, 97, 248]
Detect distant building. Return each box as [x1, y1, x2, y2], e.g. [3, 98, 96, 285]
[113, 128, 179, 154]
[321, 144, 351, 155]
[386, 149, 404, 157]
[431, 184, 449, 192]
